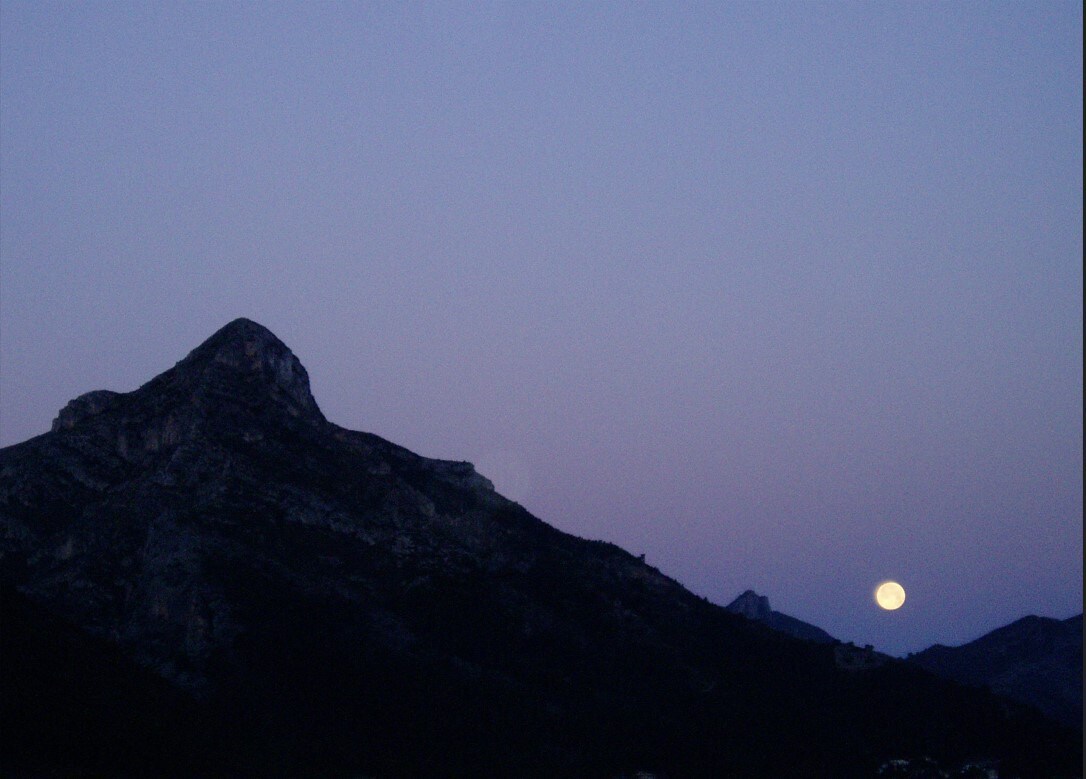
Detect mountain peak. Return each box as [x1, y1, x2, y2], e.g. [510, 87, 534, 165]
[170, 318, 322, 421]
[725, 590, 836, 644]
[909, 612, 1083, 727]
[188, 318, 294, 365]
[51, 319, 325, 437]
[215, 317, 282, 341]
[726, 589, 772, 620]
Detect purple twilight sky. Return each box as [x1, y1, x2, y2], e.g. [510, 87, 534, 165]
[1, 2, 1081, 656]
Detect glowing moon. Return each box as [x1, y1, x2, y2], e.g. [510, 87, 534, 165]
[875, 581, 906, 610]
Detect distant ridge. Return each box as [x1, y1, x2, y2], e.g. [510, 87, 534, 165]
[725, 590, 836, 644]
[909, 613, 1083, 728]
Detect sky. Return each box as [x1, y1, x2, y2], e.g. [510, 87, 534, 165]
[1, 1, 1081, 657]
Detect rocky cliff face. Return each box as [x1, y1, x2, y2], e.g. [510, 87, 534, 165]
[1, 319, 1079, 777]
[2, 318, 508, 694]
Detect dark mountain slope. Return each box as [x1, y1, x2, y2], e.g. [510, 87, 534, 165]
[1, 319, 1079, 777]
[726, 589, 836, 643]
[0, 583, 221, 777]
[910, 613, 1083, 729]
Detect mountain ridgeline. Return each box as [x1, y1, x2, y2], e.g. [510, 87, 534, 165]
[0, 319, 1079, 777]
[909, 614, 1082, 729]
[724, 590, 1083, 733]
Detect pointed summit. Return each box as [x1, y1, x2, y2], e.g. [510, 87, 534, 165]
[178, 318, 299, 373]
[49, 319, 325, 439]
[194, 317, 288, 352]
[166, 317, 323, 422]
[726, 590, 772, 621]
[726, 590, 836, 644]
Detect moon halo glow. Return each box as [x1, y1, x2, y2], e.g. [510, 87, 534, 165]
[875, 581, 906, 611]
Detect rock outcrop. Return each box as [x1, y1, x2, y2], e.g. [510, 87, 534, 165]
[725, 589, 837, 644]
[52, 390, 121, 431]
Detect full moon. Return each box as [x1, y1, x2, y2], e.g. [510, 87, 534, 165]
[875, 581, 906, 610]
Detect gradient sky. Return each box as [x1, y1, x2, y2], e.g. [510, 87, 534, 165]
[1, 2, 1081, 656]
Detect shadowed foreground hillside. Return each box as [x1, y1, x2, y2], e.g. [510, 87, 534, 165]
[1, 319, 1079, 777]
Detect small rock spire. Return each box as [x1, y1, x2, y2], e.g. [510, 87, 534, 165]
[725, 590, 772, 621]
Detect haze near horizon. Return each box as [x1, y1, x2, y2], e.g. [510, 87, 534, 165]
[1, 2, 1081, 656]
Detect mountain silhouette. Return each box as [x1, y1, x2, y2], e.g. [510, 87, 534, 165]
[725, 589, 836, 644]
[910, 613, 1083, 729]
[1, 319, 1079, 777]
